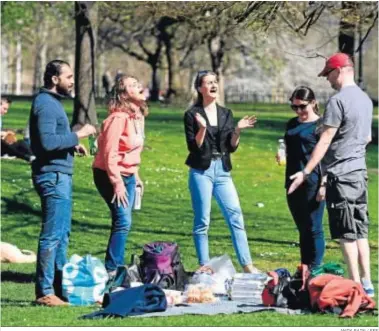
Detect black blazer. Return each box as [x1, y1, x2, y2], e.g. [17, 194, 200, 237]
[184, 104, 238, 171]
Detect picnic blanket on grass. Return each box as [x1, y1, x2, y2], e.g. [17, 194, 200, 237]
[131, 300, 307, 318]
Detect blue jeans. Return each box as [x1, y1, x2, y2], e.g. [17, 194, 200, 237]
[188, 159, 252, 267]
[93, 169, 136, 272]
[286, 183, 325, 268]
[33, 172, 72, 299]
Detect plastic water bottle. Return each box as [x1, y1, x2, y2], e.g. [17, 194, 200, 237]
[277, 139, 286, 166]
[88, 134, 98, 156]
[133, 185, 142, 210]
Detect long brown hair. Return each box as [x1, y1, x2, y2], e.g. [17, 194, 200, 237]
[107, 74, 149, 117]
[190, 70, 218, 107]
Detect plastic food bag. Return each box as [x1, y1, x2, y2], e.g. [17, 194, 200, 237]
[227, 273, 268, 303]
[190, 254, 236, 294]
[62, 254, 108, 306]
[183, 284, 218, 304]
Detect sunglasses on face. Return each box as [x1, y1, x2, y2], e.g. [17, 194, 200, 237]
[291, 103, 309, 111]
[324, 68, 336, 77]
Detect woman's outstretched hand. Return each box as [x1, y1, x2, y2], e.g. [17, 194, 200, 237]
[237, 115, 257, 130]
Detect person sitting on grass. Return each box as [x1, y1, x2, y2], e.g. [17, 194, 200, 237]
[1, 97, 35, 163]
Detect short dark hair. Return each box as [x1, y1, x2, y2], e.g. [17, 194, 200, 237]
[43, 60, 70, 88]
[1, 96, 12, 104]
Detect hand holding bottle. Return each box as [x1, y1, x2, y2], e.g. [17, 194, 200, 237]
[75, 124, 97, 139]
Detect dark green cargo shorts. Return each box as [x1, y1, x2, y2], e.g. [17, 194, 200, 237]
[326, 170, 369, 240]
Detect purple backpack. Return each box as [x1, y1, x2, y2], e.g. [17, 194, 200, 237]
[140, 242, 188, 291]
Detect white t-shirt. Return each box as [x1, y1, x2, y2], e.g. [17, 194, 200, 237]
[204, 108, 218, 126]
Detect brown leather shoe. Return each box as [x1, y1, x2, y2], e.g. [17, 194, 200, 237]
[35, 294, 69, 307]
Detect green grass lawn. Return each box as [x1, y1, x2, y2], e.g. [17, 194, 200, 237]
[1, 100, 378, 327]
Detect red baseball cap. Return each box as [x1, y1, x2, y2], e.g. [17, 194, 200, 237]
[318, 52, 354, 77]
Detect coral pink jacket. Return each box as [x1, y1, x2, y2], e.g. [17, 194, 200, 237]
[308, 274, 376, 317]
[93, 111, 144, 194]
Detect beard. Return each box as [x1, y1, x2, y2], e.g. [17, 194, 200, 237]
[56, 84, 73, 97]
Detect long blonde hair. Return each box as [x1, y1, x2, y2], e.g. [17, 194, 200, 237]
[107, 74, 148, 116]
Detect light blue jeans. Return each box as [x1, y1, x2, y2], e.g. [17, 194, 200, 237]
[188, 159, 252, 267]
[33, 171, 72, 299]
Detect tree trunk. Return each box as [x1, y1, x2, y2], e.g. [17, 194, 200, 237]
[144, 39, 162, 102]
[157, 16, 181, 103]
[98, 52, 105, 97]
[163, 36, 176, 103]
[1, 37, 9, 94]
[72, 1, 98, 127]
[208, 35, 225, 106]
[339, 1, 356, 57]
[15, 35, 22, 95]
[33, 18, 48, 94]
[150, 63, 160, 101]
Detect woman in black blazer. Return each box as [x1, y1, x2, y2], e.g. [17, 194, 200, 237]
[184, 70, 259, 273]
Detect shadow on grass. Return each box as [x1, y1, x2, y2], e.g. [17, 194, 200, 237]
[131, 225, 303, 248]
[0, 196, 313, 248]
[0, 298, 35, 307]
[1, 270, 35, 283]
[1, 197, 40, 215]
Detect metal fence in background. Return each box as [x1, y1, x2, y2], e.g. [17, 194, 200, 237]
[1, 83, 109, 98]
[224, 87, 335, 105]
[2, 83, 376, 107]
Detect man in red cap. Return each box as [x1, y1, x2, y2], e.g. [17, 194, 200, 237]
[288, 52, 374, 298]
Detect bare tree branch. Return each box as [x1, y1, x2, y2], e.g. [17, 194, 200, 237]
[355, 11, 378, 53]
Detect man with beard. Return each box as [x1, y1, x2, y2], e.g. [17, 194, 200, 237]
[30, 60, 96, 306]
[288, 53, 374, 297]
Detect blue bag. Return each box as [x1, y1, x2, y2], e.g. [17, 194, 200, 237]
[81, 284, 167, 319]
[62, 254, 108, 306]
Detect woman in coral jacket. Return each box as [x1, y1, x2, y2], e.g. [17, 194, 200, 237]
[93, 75, 147, 277]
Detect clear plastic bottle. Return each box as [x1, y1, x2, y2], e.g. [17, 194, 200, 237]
[277, 139, 286, 166]
[133, 185, 142, 210]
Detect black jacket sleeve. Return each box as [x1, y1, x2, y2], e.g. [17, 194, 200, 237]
[225, 109, 238, 153]
[184, 110, 206, 154]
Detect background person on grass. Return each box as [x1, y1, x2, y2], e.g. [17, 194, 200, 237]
[288, 53, 375, 297]
[30, 60, 96, 306]
[92, 74, 147, 278]
[1, 97, 35, 162]
[277, 86, 326, 277]
[184, 70, 259, 273]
